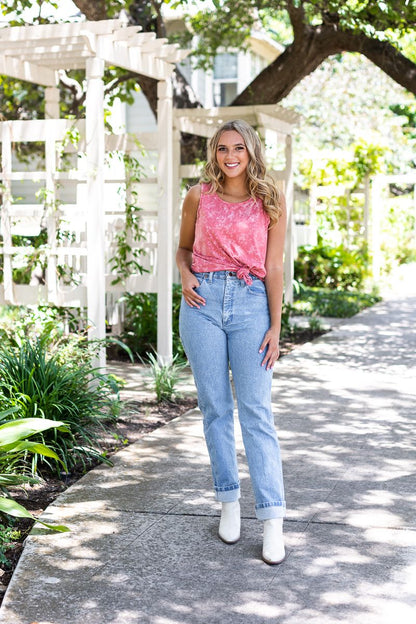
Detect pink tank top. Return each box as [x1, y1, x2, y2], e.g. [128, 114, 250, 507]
[192, 182, 270, 284]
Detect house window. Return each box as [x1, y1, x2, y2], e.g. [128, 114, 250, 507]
[213, 53, 238, 106]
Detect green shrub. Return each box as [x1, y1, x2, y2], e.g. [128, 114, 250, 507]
[0, 524, 21, 566]
[294, 242, 370, 290]
[118, 284, 185, 361]
[0, 339, 120, 474]
[118, 292, 157, 358]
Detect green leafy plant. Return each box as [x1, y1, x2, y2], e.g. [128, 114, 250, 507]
[107, 151, 148, 285]
[280, 301, 294, 339]
[294, 242, 370, 290]
[0, 524, 21, 566]
[0, 414, 70, 533]
[146, 352, 186, 403]
[0, 338, 120, 474]
[117, 284, 185, 361]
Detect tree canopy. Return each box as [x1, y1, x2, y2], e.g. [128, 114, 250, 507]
[0, 0, 415, 116]
[186, 0, 416, 105]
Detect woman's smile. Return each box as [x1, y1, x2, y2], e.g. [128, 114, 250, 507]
[216, 130, 249, 178]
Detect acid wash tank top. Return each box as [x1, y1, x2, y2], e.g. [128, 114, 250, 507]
[191, 182, 270, 284]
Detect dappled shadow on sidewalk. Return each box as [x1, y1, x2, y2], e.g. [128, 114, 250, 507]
[1, 295, 415, 624]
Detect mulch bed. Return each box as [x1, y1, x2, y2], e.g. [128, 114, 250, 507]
[0, 325, 326, 603]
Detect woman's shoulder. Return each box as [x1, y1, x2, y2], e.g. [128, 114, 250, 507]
[186, 183, 202, 200]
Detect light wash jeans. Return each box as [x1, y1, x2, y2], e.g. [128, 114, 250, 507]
[179, 270, 286, 520]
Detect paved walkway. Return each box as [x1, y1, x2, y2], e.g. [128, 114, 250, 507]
[1, 273, 415, 623]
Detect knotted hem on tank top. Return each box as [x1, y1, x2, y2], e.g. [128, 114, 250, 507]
[236, 267, 253, 285]
[192, 251, 260, 286]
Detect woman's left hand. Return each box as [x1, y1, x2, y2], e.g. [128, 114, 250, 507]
[259, 328, 281, 370]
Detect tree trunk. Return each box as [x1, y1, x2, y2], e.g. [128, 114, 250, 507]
[71, 0, 107, 21]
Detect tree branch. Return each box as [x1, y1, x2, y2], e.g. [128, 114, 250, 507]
[151, 1, 167, 37]
[286, 0, 306, 36]
[341, 32, 416, 95]
[232, 22, 416, 106]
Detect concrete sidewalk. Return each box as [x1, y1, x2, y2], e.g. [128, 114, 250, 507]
[1, 288, 415, 623]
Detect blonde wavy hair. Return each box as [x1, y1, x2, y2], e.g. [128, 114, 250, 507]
[201, 119, 282, 226]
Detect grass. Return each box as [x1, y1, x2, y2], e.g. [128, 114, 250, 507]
[292, 286, 381, 318]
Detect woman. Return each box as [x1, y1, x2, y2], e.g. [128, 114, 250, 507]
[176, 119, 286, 565]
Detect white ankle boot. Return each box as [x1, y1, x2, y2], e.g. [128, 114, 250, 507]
[218, 501, 241, 544]
[262, 518, 285, 565]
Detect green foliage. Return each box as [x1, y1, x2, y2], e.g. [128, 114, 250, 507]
[0, 305, 93, 367]
[0, 74, 45, 120]
[0, 413, 70, 534]
[0, 338, 120, 474]
[294, 242, 370, 290]
[279, 302, 293, 338]
[0, 523, 21, 567]
[173, 1, 255, 70]
[146, 352, 186, 403]
[0, 495, 69, 533]
[119, 284, 185, 361]
[172, 0, 416, 69]
[300, 137, 388, 189]
[107, 151, 149, 285]
[390, 100, 416, 144]
[0, 416, 69, 477]
[292, 286, 381, 318]
[285, 51, 414, 185]
[352, 139, 388, 182]
[379, 192, 416, 272]
[119, 292, 158, 357]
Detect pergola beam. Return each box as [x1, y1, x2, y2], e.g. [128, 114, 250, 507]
[96, 37, 175, 81]
[0, 56, 57, 86]
[0, 19, 124, 42]
[0, 19, 185, 87]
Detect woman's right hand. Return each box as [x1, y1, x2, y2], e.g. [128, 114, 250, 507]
[181, 271, 206, 308]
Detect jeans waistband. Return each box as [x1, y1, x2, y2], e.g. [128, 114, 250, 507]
[193, 270, 262, 282]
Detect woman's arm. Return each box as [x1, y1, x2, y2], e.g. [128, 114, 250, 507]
[259, 196, 287, 369]
[176, 184, 206, 308]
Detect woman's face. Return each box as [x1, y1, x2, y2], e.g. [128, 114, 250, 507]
[215, 130, 249, 180]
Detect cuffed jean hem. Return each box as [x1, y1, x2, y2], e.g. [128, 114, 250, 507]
[255, 502, 286, 521]
[214, 485, 241, 503]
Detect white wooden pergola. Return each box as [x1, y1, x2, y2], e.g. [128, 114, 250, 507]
[0, 20, 299, 369]
[172, 105, 300, 303]
[0, 19, 188, 368]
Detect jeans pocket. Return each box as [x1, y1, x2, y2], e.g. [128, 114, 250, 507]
[193, 272, 209, 292]
[248, 280, 267, 296]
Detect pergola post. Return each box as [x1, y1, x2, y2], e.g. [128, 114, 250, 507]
[45, 86, 60, 119]
[85, 57, 106, 369]
[45, 134, 58, 304]
[157, 79, 173, 364]
[172, 127, 182, 285]
[0, 122, 14, 304]
[370, 176, 382, 283]
[284, 133, 294, 304]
